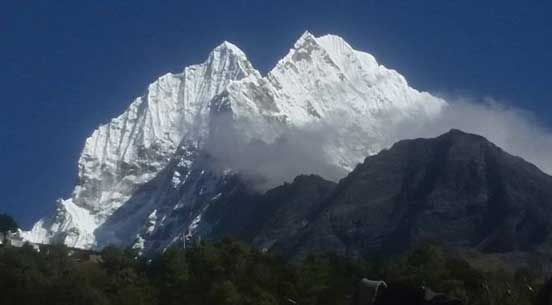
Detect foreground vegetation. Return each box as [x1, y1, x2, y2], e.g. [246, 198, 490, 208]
[0, 238, 547, 305]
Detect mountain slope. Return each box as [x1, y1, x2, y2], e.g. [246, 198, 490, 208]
[23, 32, 445, 251]
[23, 42, 258, 248]
[266, 130, 552, 260]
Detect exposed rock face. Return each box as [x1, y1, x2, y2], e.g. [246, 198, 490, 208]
[262, 130, 552, 260]
[23, 31, 444, 252]
[133, 129, 551, 265]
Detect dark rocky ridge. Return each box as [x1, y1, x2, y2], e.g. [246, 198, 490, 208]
[214, 129, 552, 266]
[203, 174, 337, 248]
[122, 129, 552, 272]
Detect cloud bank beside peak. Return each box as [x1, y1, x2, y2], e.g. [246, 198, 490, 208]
[205, 96, 552, 191]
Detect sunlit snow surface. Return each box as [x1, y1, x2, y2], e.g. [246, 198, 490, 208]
[24, 32, 445, 251]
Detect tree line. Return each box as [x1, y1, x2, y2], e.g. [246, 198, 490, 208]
[0, 237, 548, 305]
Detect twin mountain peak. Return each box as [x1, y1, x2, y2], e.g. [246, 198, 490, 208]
[22, 33, 551, 264]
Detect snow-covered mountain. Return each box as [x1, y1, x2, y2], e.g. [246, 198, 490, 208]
[23, 32, 445, 252]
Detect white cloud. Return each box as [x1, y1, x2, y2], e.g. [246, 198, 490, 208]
[384, 97, 552, 174]
[205, 96, 552, 191]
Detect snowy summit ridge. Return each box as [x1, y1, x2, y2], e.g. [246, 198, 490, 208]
[23, 32, 445, 251]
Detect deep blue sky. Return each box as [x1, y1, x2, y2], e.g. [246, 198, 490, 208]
[1, 0, 551, 228]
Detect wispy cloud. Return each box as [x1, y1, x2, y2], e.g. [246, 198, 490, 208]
[205, 97, 552, 191]
[385, 97, 552, 175]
